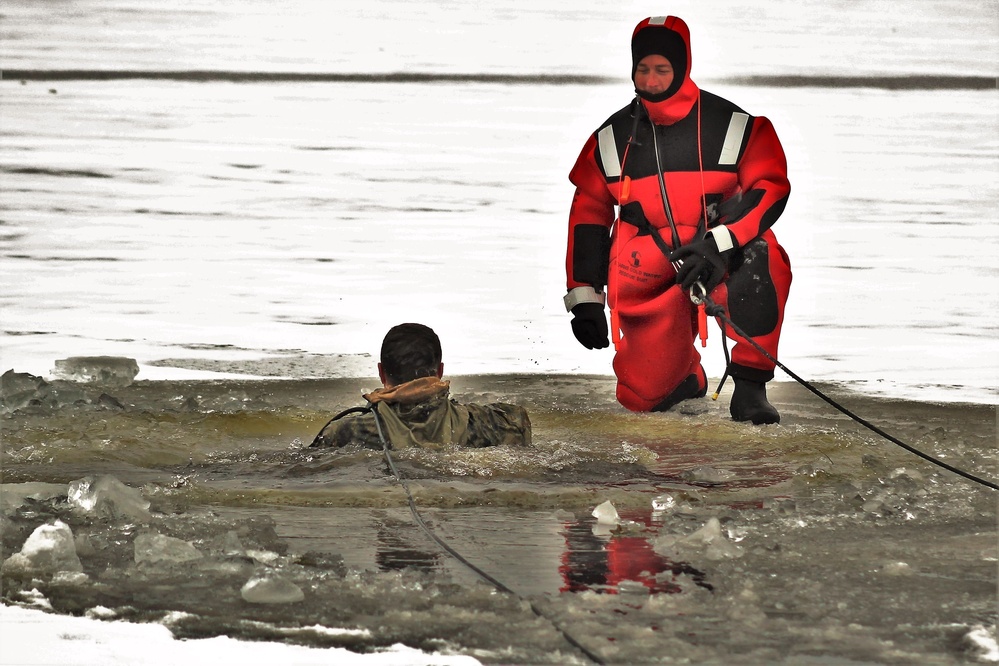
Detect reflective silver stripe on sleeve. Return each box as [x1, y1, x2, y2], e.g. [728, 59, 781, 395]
[718, 112, 750, 165]
[563, 286, 606, 312]
[709, 226, 735, 253]
[596, 125, 621, 178]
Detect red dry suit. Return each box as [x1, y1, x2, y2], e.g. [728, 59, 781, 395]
[565, 16, 792, 412]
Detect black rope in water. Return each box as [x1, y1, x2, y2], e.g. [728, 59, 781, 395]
[699, 296, 998, 491]
[308, 406, 372, 447]
[369, 404, 607, 665]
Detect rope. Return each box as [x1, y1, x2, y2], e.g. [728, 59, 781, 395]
[308, 406, 371, 447]
[698, 295, 998, 491]
[622, 181, 996, 493]
[309, 294, 995, 666]
[369, 404, 607, 665]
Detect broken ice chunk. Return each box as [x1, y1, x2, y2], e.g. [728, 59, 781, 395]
[654, 517, 745, 561]
[68, 476, 151, 522]
[592, 500, 620, 525]
[0, 482, 67, 515]
[680, 466, 736, 483]
[2, 520, 83, 575]
[52, 356, 139, 387]
[134, 532, 203, 565]
[0, 370, 48, 412]
[651, 494, 677, 512]
[241, 575, 305, 604]
[882, 561, 913, 576]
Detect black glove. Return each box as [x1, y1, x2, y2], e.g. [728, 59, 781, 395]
[669, 235, 730, 293]
[570, 302, 609, 349]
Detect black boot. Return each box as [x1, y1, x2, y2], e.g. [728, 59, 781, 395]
[651, 368, 707, 412]
[730, 378, 780, 424]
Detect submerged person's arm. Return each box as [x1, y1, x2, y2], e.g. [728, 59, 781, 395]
[309, 413, 382, 450]
[463, 403, 532, 448]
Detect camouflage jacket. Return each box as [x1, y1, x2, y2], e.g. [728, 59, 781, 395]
[310, 377, 531, 450]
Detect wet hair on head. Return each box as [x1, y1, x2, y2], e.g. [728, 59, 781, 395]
[380, 323, 442, 384]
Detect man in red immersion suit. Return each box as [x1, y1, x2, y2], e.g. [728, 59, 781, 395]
[564, 16, 792, 424]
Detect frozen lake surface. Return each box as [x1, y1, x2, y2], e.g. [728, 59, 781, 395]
[1, 0, 997, 404]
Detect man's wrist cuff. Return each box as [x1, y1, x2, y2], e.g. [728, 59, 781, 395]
[708, 226, 736, 253]
[564, 286, 606, 312]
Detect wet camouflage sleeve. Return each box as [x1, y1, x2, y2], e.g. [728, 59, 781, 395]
[310, 413, 383, 450]
[309, 402, 531, 450]
[462, 403, 532, 448]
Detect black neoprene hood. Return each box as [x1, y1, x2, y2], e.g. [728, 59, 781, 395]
[631, 26, 687, 101]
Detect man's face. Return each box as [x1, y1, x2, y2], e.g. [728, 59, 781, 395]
[634, 54, 674, 95]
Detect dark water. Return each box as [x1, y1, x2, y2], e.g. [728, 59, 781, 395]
[2, 4, 997, 403]
[2, 372, 996, 664]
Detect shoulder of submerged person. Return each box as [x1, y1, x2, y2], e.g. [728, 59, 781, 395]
[310, 410, 381, 449]
[464, 402, 532, 447]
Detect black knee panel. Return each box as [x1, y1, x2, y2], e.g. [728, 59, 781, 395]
[726, 238, 778, 338]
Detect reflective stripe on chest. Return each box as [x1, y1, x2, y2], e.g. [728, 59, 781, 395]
[597, 125, 622, 178]
[719, 112, 749, 165]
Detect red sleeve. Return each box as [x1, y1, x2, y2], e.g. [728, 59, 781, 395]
[726, 116, 790, 247]
[566, 134, 617, 290]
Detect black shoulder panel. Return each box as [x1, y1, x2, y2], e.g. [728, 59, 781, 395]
[610, 91, 754, 177]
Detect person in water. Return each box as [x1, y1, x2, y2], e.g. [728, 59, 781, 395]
[310, 323, 531, 449]
[563, 15, 792, 424]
